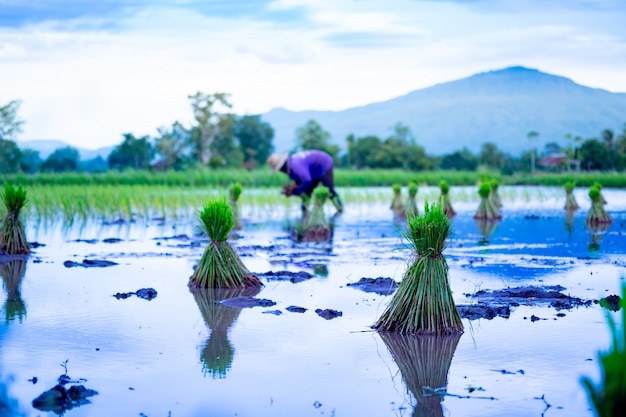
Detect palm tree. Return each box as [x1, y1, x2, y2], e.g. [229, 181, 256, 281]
[527, 131, 539, 174]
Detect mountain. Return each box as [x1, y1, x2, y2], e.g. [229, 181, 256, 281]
[17, 139, 113, 161]
[261, 66, 626, 155]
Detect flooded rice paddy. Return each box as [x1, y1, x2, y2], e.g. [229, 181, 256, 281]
[1, 185, 625, 417]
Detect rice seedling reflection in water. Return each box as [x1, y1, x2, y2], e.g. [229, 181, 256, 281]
[475, 218, 500, 246]
[380, 333, 461, 417]
[190, 287, 261, 378]
[1, 259, 27, 323]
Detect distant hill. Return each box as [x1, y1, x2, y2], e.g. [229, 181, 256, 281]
[17, 139, 113, 161]
[261, 66, 626, 156]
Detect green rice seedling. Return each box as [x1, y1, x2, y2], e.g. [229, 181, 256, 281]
[190, 286, 260, 378]
[489, 179, 502, 208]
[375, 202, 463, 335]
[581, 283, 626, 417]
[189, 198, 262, 288]
[586, 186, 612, 225]
[390, 184, 406, 218]
[405, 182, 419, 217]
[297, 187, 331, 242]
[0, 183, 30, 255]
[440, 180, 455, 218]
[1, 259, 28, 323]
[228, 183, 243, 230]
[564, 181, 580, 210]
[593, 182, 608, 205]
[474, 182, 501, 220]
[380, 333, 461, 416]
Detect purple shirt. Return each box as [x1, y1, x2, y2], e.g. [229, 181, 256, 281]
[284, 150, 333, 196]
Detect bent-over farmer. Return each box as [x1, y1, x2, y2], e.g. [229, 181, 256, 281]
[267, 149, 344, 213]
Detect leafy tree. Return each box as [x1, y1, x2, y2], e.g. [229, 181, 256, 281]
[0, 138, 23, 174]
[19, 148, 42, 174]
[210, 125, 243, 169]
[479, 142, 505, 170]
[187, 92, 233, 166]
[40, 146, 80, 172]
[615, 124, 626, 171]
[0, 100, 24, 141]
[580, 138, 610, 171]
[543, 142, 562, 156]
[154, 122, 189, 170]
[233, 115, 274, 169]
[108, 133, 153, 170]
[295, 119, 339, 159]
[602, 129, 615, 171]
[440, 148, 478, 171]
[348, 135, 383, 168]
[80, 156, 108, 172]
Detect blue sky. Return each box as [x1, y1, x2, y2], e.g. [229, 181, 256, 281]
[1, 0, 624, 149]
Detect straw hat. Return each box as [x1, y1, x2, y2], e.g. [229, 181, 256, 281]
[267, 152, 288, 175]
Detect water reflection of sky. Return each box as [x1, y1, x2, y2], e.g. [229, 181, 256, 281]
[1, 186, 625, 416]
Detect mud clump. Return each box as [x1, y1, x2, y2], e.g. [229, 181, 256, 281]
[457, 304, 511, 320]
[257, 270, 314, 283]
[113, 288, 158, 301]
[346, 277, 398, 295]
[315, 309, 342, 320]
[220, 296, 277, 308]
[63, 259, 118, 268]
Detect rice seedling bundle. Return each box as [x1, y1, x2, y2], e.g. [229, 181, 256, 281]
[564, 181, 580, 210]
[189, 198, 262, 288]
[474, 182, 501, 220]
[581, 283, 626, 417]
[299, 187, 331, 242]
[390, 183, 406, 218]
[375, 202, 463, 335]
[1, 259, 27, 323]
[191, 286, 260, 378]
[380, 332, 461, 416]
[0, 183, 30, 255]
[405, 182, 419, 217]
[586, 186, 612, 225]
[439, 180, 455, 218]
[489, 179, 502, 208]
[593, 182, 608, 205]
[228, 183, 243, 230]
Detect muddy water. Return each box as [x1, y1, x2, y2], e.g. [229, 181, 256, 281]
[1, 186, 625, 416]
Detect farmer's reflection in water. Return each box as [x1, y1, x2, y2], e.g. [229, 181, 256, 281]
[474, 218, 500, 247]
[1, 259, 27, 323]
[190, 286, 261, 378]
[380, 333, 461, 417]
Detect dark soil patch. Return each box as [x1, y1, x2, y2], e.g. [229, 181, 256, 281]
[113, 288, 158, 301]
[346, 277, 398, 295]
[315, 308, 342, 320]
[457, 285, 595, 320]
[257, 270, 315, 283]
[286, 305, 307, 313]
[220, 296, 277, 308]
[63, 259, 118, 268]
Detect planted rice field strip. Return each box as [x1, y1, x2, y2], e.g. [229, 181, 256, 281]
[5, 184, 580, 228]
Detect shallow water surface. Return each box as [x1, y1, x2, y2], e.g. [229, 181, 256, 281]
[1, 186, 625, 416]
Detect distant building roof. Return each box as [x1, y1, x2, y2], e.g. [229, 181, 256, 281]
[538, 153, 566, 167]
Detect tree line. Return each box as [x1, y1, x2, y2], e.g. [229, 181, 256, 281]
[2, 95, 626, 175]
